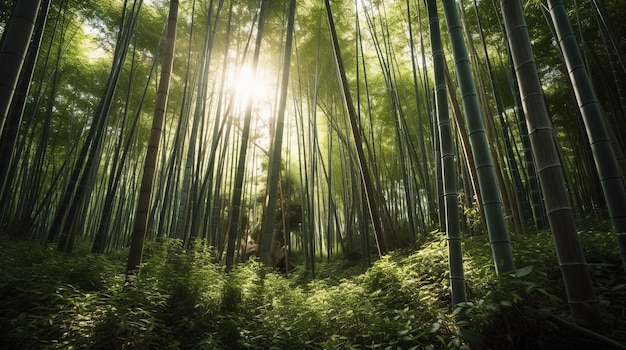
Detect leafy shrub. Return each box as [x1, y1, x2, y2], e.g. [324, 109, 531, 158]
[0, 237, 112, 349]
[1, 230, 625, 349]
[89, 282, 169, 349]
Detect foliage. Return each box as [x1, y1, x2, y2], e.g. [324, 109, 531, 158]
[0, 236, 118, 349]
[459, 228, 626, 348]
[2, 0, 626, 347]
[2, 226, 626, 349]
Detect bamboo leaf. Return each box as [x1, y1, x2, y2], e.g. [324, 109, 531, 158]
[512, 265, 533, 278]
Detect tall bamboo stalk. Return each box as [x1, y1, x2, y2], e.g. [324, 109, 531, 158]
[546, 0, 626, 274]
[442, 0, 514, 273]
[500, 0, 603, 328]
[259, 0, 296, 267]
[426, 0, 467, 306]
[225, 0, 267, 271]
[0, 0, 43, 136]
[325, 0, 399, 254]
[127, 0, 179, 275]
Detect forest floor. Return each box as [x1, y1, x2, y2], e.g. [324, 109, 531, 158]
[1, 220, 625, 349]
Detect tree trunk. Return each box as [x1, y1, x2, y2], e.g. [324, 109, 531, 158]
[0, 1, 50, 215]
[260, 0, 296, 267]
[225, 0, 268, 271]
[0, 0, 43, 136]
[127, 0, 179, 276]
[324, 0, 399, 254]
[442, 0, 515, 273]
[546, 0, 626, 274]
[500, 0, 604, 328]
[426, 0, 467, 306]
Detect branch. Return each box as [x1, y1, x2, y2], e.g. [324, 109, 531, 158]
[548, 314, 626, 350]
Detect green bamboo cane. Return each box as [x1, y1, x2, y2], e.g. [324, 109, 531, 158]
[260, 0, 296, 267]
[426, 0, 467, 306]
[127, 0, 179, 276]
[500, 0, 604, 328]
[546, 0, 626, 274]
[442, 0, 515, 273]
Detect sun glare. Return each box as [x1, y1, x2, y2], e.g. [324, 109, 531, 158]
[229, 64, 275, 122]
[231, 65, 269, 105]
[82, 23, 108, 61]
[227, 63, 276, 149]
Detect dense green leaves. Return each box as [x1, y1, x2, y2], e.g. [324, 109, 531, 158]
[2, 229, 625, 349]
[1, 0, 626, 347]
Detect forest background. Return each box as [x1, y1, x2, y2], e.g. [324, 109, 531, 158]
[0, 0, 625, 348]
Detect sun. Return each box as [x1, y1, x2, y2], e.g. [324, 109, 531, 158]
[230, 64, 273, 108]
[227, 63, 276, 149]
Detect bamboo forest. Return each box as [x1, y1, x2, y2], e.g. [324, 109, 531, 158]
[1, 0, 626, 348]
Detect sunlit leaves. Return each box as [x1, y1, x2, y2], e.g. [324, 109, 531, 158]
[2, 226, 626, 348]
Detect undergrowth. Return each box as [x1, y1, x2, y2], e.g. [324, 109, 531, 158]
[0, 226, 625, 349]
